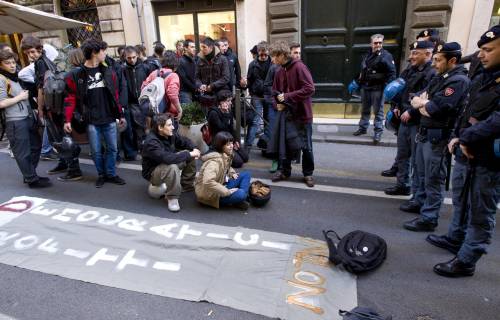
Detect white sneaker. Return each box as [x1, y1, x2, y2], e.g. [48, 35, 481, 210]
[167, 198, 180, 212]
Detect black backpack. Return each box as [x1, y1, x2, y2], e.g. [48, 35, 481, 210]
[323, 229, 387, 274]
[339, 307, 392, 320]
[42, 55, 66, 114]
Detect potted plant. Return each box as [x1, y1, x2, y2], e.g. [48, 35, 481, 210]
[178, 102, 209, 153]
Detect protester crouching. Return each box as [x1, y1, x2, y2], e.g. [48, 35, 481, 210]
[195, 131, 251, 210]
[207, 90, 248, 168]
[142, 113, 200, 212]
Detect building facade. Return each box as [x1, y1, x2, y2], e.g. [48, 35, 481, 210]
[3, 0, 497, 108]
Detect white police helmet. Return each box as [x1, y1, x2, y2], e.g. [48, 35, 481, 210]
[148, 183, 167, 199]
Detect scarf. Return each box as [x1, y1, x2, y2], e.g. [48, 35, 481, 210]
[205, 49, 215, 62]
[0, 68, 19, 83]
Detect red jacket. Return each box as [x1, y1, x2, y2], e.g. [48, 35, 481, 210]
[64, 64, 123, 123]
[272, 59, 315, 124]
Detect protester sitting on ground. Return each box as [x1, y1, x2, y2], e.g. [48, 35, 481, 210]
[207, 90, 247, 168]
[142, 113, 200, 212]
[0, 49, 51, 188]
[195, 131, 251, 210]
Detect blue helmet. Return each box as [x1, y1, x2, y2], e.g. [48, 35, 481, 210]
[347, 79, 360, 95]
[384, 78, 406, 102]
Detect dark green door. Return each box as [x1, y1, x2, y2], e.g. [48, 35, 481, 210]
[301, 0, 407, 102]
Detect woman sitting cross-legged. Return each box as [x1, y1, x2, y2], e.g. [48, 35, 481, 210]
[195, 131, 251, 210]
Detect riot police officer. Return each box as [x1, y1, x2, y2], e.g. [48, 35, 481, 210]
[429, 25, 500, 277]
[353, 34, 397, 143]
[403, 42, 470, 232]
[384, 41, 436, 197]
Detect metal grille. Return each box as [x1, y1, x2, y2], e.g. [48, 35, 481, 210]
[61, 0, 102, 47]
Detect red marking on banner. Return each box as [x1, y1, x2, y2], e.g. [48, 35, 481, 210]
[0, 200, 32, 213]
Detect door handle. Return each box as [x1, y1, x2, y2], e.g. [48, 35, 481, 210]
[322, 36, 328, 45]
[345, 58, 350, 63]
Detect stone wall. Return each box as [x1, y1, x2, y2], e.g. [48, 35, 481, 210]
[96, 0, 125, 56]
[267, 0, 300, 43]
[403, 0, 454, 48]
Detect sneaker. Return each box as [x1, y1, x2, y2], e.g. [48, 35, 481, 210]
[167, 198, 181, 212]
[58, 172, 83, 182]
[352, 129, 367, 136]
[95, 175, 105, 188]
[381, 167, 398, 177]
[47, 163, 68, 175]
[106, 175, 126, 185]
[40, 151, 58, 161]
[269, 160, 279, 173]
[28, 178, 52, 189]
[234, 201, 250, 210]
[373, 131, 382, 144]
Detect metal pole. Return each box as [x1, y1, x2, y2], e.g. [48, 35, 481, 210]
[234, 88, 241, 143]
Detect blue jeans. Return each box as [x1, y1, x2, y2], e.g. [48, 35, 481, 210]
[359, 88, 384, 132]
[41, 126, 53, 154]
[219, 171, 251, 206]
[88, 122, 118, 177]
[245, 97, 264, 146]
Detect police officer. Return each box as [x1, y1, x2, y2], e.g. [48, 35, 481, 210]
[384, 41, 436, 197]
[429, 26, 500, 277]
[353, 34, 397, 143]
[403, 42, 470, 232]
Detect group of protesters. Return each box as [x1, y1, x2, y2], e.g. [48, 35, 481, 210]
[0, 34, 315, 212]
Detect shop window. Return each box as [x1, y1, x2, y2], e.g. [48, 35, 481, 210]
[197, 11, 235, 47]
[158, 14, 195, 50]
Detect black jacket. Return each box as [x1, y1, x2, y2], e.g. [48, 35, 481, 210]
[358, 49, 397, 90]
[457, 68, 500, 170]
[207, 107, 236, 140]
[177, 54, 197, 94]
[267, 109, 302, 161]
[105, 56, 128, 108]
[247, 57, 272, 97]
[123, 61, 149, 103]
[397, 61, 435, 124]
[195, 48, 230, 93]
[421, 65, 470, 129]
[141, 131, 195, 180]
[222, 48, 241, 89]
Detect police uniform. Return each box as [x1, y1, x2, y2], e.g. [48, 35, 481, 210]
[416, 28, 440, 42]
[404, 42, 471, 232]
[431, 26, 500, 277]
[385, 41, 436, 196]
[355, 48, 397, 141]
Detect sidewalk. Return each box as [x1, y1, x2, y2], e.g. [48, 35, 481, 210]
[312, 118, 397, 147]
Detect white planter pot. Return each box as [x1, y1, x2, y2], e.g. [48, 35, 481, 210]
[178, 123, 209, 153]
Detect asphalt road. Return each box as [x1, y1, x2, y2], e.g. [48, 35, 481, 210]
[0, 142, 498, 320]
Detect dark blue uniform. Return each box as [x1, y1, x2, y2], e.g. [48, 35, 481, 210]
[392, 61, 435, 194]
[357, 49, 396, 135]
[406, 65, 470, 230]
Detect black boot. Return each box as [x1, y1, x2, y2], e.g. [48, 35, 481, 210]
[384, 184, 411, 196]
[426, 234, 462, 254]
[433, 257, 475, 277]
[381, 166, 398, 177]
[403, 217, 437, 232]
[399, 201, 421, 213]
[353, 128, 367, 136]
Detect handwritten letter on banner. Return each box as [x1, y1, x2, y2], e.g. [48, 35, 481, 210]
[0, 196, 357, 319]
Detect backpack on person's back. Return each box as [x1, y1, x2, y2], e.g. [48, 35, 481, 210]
[41, 55, 66, 115]
[138, 70, 172, 117]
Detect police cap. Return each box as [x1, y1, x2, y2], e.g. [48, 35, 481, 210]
[435, 42, 461, 54]
[477, 24, 500, 47]
[416, 28, 439, 39]
[409, 40, 435, 50]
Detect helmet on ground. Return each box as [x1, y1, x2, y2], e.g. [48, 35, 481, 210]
[249, 180, 271, 207]
[148, 183, 167, 199]
[383, 78, 406, 102]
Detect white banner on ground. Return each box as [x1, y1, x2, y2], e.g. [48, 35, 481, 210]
[0, 196, 357, 319]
